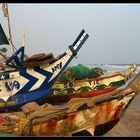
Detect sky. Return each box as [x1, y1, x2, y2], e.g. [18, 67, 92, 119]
[0, 3, 140, 65]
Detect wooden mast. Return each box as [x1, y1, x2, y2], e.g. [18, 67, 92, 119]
[2, 3, 16, 55]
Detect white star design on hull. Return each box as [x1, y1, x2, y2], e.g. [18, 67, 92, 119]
[1, 75, 5, 80]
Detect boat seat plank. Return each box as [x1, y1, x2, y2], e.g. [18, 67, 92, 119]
[23, 53, 55, 68]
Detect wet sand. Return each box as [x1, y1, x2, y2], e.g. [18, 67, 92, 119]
[104, 93, 140, 137]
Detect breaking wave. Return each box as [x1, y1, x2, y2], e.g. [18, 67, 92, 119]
[84, 64, 140, 74]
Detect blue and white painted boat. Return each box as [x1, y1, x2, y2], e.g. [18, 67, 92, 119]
[0, 29, 89, 112]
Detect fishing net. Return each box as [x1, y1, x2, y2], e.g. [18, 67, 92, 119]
[58, 64, 103, 81]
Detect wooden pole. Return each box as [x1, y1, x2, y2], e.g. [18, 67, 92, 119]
[0, 51, 8, 62]
[6, 4, 15, 54]
[2, 3, 15, 55]
[22, 31, 25, 47]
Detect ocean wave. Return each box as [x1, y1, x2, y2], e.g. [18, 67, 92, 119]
[72, 63, 140, 74]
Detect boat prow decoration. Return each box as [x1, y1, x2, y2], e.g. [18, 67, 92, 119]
[0, 29, 89, 112]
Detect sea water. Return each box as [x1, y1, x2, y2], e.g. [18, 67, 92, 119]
[86, 64, 140, 89]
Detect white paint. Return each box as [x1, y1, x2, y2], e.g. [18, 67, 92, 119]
[47, 50, 72, 82]
[27, 69, 46, 91]
[0, 75, 29, 102]
[73, 32, 87, 50]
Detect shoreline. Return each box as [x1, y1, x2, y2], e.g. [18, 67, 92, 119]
[104, 93, 140, 137]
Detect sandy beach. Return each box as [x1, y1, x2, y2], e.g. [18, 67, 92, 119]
[104, 93, 140, 137]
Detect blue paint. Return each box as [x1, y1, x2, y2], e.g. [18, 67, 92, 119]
[33, 67, 53, 90]
[5, 81, 20, 91]
[52, 62, 62, 73]
[49, 52, 66, 64]
[0, 73, 10, 81]
[77, 103, 88, 111]
[6, 47, 25, 69]
[0, 30, 89, 112]
[72, 29, 85, 47]
[68, 45, 77, 57]
[17, 70, 38, 94]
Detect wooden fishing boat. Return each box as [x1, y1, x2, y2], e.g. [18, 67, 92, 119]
[0, 70, 139, 136]
[41, 64, 137, 104]
[0, 4, 89, 112]
[0, 4, 139, 137]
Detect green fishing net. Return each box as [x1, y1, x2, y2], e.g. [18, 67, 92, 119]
[58, 64, 103, 81]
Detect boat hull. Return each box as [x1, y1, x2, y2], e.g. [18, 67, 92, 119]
[0, 90, 135, 136]
[29, 92, 135, 136]
[42, 86, 120, 104]
[0, 70, 139, 137]
[40, 74, 126, 104]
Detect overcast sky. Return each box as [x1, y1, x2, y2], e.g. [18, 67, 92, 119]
[0, 3, 140, 65]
